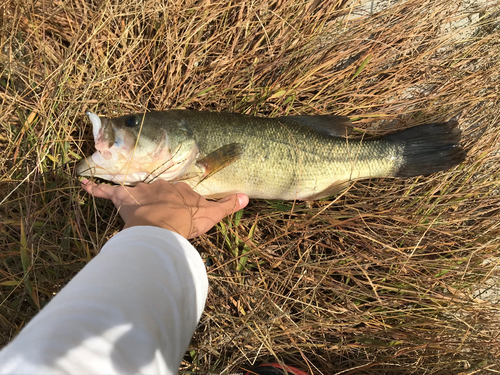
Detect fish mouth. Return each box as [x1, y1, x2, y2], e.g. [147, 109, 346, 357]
[77, 111, 132, 183]
[78, 111, 119, 176]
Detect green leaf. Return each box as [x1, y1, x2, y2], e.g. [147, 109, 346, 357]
[234, 208, 244, 226]
[0, 280, 21, 286]
[352, 54, 372, 80]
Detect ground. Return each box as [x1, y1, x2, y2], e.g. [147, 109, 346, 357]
[0, 0, 499, 374]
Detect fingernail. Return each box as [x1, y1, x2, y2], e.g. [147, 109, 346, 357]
[236, 193, 249, 208]
[81, 178, 89, 186]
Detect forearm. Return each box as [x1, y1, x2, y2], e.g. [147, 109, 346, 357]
[0, 227, 208, 374]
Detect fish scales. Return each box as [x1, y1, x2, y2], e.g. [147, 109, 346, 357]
[173, 111, 401, 199]
[77, 110, 465, 200]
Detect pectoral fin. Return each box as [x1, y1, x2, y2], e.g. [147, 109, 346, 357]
[196, 143, 244, 182]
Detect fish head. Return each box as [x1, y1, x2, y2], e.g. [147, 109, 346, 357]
[77, 111, 198, 184]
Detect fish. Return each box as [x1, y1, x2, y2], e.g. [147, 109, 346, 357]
[76, 110, 466, 200]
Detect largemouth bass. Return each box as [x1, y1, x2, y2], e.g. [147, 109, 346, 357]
[76, 110, 466, 200]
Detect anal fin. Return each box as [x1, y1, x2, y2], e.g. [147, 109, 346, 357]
[301, 181, 351, 200]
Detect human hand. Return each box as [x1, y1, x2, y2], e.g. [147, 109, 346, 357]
[81, 179, 249, 239]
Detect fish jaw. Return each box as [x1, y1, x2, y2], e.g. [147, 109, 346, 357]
[77, 143, 201, 184]
[76, 153, 153, 184]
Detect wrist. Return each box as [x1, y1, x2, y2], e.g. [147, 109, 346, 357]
[123, 219, 189, 238]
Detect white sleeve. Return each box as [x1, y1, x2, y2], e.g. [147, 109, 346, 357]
[0, 226, 208, 375]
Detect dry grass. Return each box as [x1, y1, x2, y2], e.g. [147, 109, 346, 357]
[1, 0, 500, 373]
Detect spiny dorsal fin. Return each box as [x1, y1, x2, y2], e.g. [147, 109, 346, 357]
[196, 143, 245, 182]
[278, 115, 353, 137]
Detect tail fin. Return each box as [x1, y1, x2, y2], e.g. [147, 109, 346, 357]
[387, 120, 466, 177]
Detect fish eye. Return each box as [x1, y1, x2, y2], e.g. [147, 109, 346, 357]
[125, 116, 139, 127]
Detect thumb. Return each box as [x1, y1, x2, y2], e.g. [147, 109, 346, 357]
[217, 193, 249, 217]
[189, 193, 249, 239]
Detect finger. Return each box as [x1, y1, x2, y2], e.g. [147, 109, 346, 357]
[216, 193, 249, 218]
[81, 180, 117, 201]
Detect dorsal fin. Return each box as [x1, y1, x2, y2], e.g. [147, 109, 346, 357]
[278, 115, 353, 137]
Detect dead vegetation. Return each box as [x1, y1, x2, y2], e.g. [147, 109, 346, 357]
[1, 0, 499, 373]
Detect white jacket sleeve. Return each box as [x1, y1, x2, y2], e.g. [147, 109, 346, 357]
[0, 226, 208, 375]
